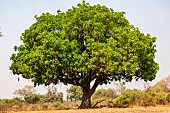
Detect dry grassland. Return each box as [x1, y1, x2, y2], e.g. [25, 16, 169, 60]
[11, 107, 170, 113]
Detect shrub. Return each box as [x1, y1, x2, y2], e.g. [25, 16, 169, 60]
[25, 94, 40, 104]
[115, 91, 133, 107]
[143, 90, 167, 106]
[156, 92, 167, 105]
[166, 93, 170, 103]
[41, 103, 48, 110]
[142, 91, 156, 106]
[93, 88, 116, 100]
[0, 99, 8, 111]
[114, 89, 160, 107]
[53, 101, 62, 108]
[11, 97, 24, 105]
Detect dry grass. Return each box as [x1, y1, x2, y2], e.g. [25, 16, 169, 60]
[10, 107, 170, 113]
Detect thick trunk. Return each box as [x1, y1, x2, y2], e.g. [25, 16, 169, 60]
[78, 78, 101, 109]
[78, 86, 92, 109]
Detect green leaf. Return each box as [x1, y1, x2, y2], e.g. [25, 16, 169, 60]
[10, 1, 158, 89]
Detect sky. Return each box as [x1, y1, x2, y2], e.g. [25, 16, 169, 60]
[0, 0, 170, 99]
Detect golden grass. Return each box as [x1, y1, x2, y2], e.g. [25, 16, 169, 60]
[10, 107, 170, 113]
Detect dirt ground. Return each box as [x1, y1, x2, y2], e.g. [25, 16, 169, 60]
[10, 107, 170, 113]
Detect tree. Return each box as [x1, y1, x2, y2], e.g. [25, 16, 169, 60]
[144, 81, 150, 90]
[10, 1, 159, 108]
[160, 75, 170, 92]
[13, 85, 36, 99]
[0, 27, 2, 37]
[45, 85, 63, 102]
[147, 75, 170, 92]
[0, 32, 2, 37]
[66, 85, 82, 101]
[115, 81, 126, 95]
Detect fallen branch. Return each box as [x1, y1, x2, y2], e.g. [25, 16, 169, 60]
[92, 99, 105, 108]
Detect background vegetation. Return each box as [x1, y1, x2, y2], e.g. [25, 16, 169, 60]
[1, 75, 170, 112]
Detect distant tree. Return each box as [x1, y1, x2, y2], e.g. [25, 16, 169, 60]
[45, 85, 63, 102]
[10, 1, 159, 108]
[0, 27, 2, 37]
[13, 85, 36, 99]
[161, 75, 170, 91]
[116, 81, 126, 95]
[144, 81, 150, 90]
[148, 75, 170, 92]
[66, 85, 82, 101]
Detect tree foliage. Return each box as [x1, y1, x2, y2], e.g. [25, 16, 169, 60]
[13, 85, 36, 99]
[10, 1, 159, 108]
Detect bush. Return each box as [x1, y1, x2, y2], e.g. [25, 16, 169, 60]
[156, 92, 167, 105]
[114, 89, 160, 107]
[0, 98, 24, 111]
[142, 91, 156, 106]
[0, 99, 8, 111]
[11, 97, 24, 105]
[53, 101, 62, 108]
[115, 91, 133, 107]
[166, 93, 170, 103]
[25, 94, 40, 104]
[123, 90, 144, 106]
[93, 88, 116, 100]
[115, 89, 170, 107]
[41, 103, 48, 110]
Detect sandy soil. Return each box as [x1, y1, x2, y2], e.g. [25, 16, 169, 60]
[10, 107, 170, 113]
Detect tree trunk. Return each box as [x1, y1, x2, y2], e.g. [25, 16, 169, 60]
[78, 78, 101, 109]
[78, 82, 92, 109]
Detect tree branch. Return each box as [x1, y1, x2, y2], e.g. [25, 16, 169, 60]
[90, 77, 102, 95]
[92, 99, 105, 108]
[58, 69, 83, 87]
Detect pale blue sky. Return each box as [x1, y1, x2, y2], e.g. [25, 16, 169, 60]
[0, 0, 170, 98]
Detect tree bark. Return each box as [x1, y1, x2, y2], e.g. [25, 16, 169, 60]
[78, 83, 92, 109]
[79, 88, 91, 109]
[78, 77, 101, 109]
